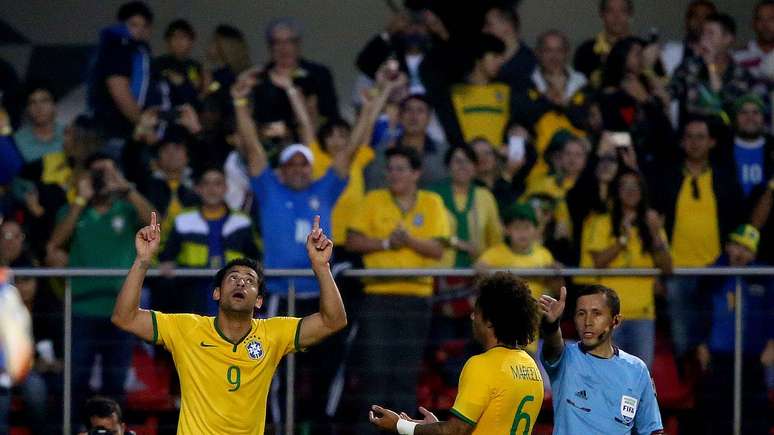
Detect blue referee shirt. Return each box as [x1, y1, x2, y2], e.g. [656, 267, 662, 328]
[541, 342, 663, 434]
[251, 167, 347, 295]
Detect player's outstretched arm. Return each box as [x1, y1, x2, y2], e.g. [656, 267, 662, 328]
[297, 216, 347, 348]
[111, 211, 161, 342]
[539, 286, 567, 364]
[369, 405, 472, 435]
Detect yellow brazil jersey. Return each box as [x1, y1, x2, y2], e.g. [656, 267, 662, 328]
[580, 213, 666, 320]
[151, 311, 301, 435]
[671, 169, 720, 267]
[309, 141, 375, 243]
[451, 82, 510, 147]
[451, 346, 544, 434]
[477, 243, 554, 353]
[349, 189, 450, 297]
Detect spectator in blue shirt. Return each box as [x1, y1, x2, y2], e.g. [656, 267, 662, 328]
[730, 94, 774, 200]
[88, 1, 154, 149]
[232, 67, 353, 430]
[696, 224, 773, 435]
[539, 285, 664, 435]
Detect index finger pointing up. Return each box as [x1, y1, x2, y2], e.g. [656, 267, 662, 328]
[312, 215, 320, 231]
[151, 211, 157, 229]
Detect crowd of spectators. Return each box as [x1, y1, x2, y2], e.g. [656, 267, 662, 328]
[1, 0, 773, 433]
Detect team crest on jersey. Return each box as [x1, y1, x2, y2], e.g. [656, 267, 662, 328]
[309, 196, 320, 211]
[412, 213, 424, 227]
[246, 339, 264, 360]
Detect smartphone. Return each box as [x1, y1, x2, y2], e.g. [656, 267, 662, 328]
[507, 135, 526, 162]
[610, 132, 632, 148]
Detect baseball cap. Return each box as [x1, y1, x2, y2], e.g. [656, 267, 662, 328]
[728, 224, 759, 254]
[279, 143, 314, 165]
[733, 93, 765, 115]
[504, 203, 538, 226]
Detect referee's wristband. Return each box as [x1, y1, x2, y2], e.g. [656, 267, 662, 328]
[396, 419, 417, 435]
[540, 318, 560, 336]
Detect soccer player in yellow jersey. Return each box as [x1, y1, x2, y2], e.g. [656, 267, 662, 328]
[111, 212, 347, 435]
[369, 272, 544, 434]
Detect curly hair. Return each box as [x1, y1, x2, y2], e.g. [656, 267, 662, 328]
[475, 272, 539, 347]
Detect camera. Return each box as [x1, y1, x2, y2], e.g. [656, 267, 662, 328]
[88, 427, 115, 435]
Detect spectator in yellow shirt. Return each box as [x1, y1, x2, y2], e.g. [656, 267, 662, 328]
[347, 146, 450, 418]
[580, 169, 672, 367]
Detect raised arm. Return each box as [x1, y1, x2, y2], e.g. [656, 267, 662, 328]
[270, 71, 316, 147]
[232, 68, 267, 177]
[297, 216, 347, 348]
[111, 211, 161, 342]
[48, 176, 94, 251]
[538, 286, 567, 364]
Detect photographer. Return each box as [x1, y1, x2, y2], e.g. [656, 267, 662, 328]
[47, 153, 152, 424]
[78, 396, 132, 435]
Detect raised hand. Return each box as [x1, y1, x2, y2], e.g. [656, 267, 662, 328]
[369, 405, 400, 431]
[306, 215, 333, 268]
[399, 406, 439, 424]
[539, 286, 567, 324]
[136, 211, 161, 262]
[231, 66, 262, 100]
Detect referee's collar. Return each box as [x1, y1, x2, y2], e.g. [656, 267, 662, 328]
[578, 342, 619, 359]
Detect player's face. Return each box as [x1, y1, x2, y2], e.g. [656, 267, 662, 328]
[215, 266, 263, 314]
[574, 294, 618, 350]
[470, 306, 488, 345]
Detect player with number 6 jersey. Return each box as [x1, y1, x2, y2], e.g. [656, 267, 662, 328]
[369, 272, 543, 435]
[111, 212, 347, 434]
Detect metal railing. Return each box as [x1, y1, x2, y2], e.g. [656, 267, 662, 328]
[9, 266, 774, 435]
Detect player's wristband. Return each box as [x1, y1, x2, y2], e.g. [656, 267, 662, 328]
[381, 239, 391, 251]
[396, 419, 417, 435]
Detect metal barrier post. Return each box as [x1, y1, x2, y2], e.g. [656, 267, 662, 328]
[733, 277, 743, 435]
[285, 278, 296, 435]
[63, 278, 72, 435]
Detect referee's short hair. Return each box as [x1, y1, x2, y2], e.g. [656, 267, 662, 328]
[577, 284, 621, 317]
[214, 258, 265, 297]
[475, 272, 539, 347]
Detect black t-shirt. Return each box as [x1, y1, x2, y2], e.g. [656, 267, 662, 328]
[89, 24, 151, 139]
[153, 54, 203, 107]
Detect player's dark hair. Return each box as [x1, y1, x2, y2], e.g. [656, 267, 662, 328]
[83, 396, 123, 428]
[214, 258, 265, 297]
[399, 93, 432, 112]
[705, 12, 736, 36]
[680, 114, 719, 141]
[117, 1, 153, 23]
[165, 19, 195, 40]
[24, 80, 58, 103]
[577, 284, 621, 317]
[599, 0, 634, 14]
[215, 24, 245, 41]
[475, 272, 539, 347]
[386, 146, 423, 170]
[444, 143, 478, 167]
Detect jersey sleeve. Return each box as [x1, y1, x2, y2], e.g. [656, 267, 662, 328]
[265, 316, 303, 359]
[450, 357, 490, 426]
[634, 371, 664, 434]
[151, 311, 199, 353]
[540, 341, 568, 382]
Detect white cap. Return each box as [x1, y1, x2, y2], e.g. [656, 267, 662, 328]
[279, 143, 314, 165]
